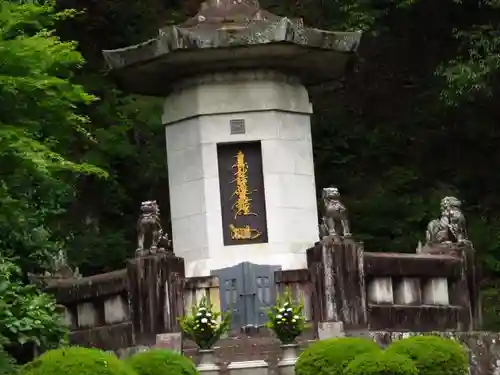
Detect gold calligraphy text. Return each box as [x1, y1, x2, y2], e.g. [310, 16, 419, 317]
[229, 224, 261, 240]
[231, 150, 257, 219]
[228, 150, 261, 240]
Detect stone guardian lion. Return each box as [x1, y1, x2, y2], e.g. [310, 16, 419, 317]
[322, 187, 351, 238]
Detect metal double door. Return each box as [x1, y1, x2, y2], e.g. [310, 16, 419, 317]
[211, 262, 280, 330]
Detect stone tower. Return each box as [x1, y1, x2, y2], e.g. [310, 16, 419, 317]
[103, 0, 362, 277]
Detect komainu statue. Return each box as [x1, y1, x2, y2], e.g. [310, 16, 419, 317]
[136, 200, 170, 256]
[425, 196, 468, 246]
[321, 187, 351, 238]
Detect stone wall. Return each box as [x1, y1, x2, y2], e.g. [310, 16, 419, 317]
[42, 237, 485, 367]
[46, 269, 133, 350]
[305, 237, 479, 332]
[45, 253, 185, 351]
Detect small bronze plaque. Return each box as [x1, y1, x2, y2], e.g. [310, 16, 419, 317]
[230, 119, 246, 135]
[217, 142, 268, 245]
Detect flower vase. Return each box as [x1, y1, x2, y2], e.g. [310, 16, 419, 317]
[277, 343, 299, 375]
[197, 348, 220, 375]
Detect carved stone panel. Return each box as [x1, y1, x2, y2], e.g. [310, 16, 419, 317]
[217, 142, 268, 246]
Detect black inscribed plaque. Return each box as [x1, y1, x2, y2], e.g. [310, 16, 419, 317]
[217, 142, 268, 246]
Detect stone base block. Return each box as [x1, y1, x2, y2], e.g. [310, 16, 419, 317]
[318, 321, 345, 340]
[197, 364, 220, 375]
[277, 343, 299, 375]
[228, 360, 268, 375]
[278, 364, 295, 375]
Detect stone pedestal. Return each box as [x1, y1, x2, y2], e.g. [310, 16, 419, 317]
[228, 360, 269, 375]
[308, 238, 367, 328]
[277, 344, 299, 375]
[126, 254, 185, 344]
[197, 349, 220, 375]
[164, 71, 319, 277]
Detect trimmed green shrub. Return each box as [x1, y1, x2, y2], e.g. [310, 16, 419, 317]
[344, 351, 418, 375]
[21, 346, 136, 375]
[127, 349, 198, 375]
[295, 337, 381, 375]
[386, 335, 468, 375]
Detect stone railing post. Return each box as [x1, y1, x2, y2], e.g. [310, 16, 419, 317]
[309, 237, 368, 339]
[127, 253, 185, 345]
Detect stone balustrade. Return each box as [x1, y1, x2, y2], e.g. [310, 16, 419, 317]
[367, 276, 451, 305]
[40, 237, 479, 357]
[45, 269, 134, 349]
[305, 238, 478, 332]
[363, 251, 474, 331]
[49, 269, 130, 329]
[45, 254, 185, 351]
[275, 269, 312, 321]
[184, 276, 222, 322]
[364, 251, 462, 306]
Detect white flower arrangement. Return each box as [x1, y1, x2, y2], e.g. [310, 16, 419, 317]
[180, 297, 231, 350]
[266, 290, 306, 344]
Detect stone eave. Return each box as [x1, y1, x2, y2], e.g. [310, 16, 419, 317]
[103, 26, 362, 70]
[104, 43, 361, 97]
[102, 27, 362, 96]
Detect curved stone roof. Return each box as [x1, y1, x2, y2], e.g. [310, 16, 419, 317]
[102, 0, 362, 96]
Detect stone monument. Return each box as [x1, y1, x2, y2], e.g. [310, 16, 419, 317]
[103, 0, 362, 276]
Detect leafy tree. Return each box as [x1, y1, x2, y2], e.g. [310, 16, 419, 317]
[0, 0, 104, 356]
[0, 0, 106, 273]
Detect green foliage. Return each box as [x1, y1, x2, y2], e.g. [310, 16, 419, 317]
[344, 351, 418, 375]
[386, 335, 468, 375]
[0, 257, 67, 350]
[21, 346, 136, 375]
[0, 0, 106, 273]
[180, 297, 231, 350]
[295, 337, 381, 375]
[265, 289, 306, 344]
[126, 349, 198, 375]
[0, 346, 18, 375]
[0, 0, 102, 356]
